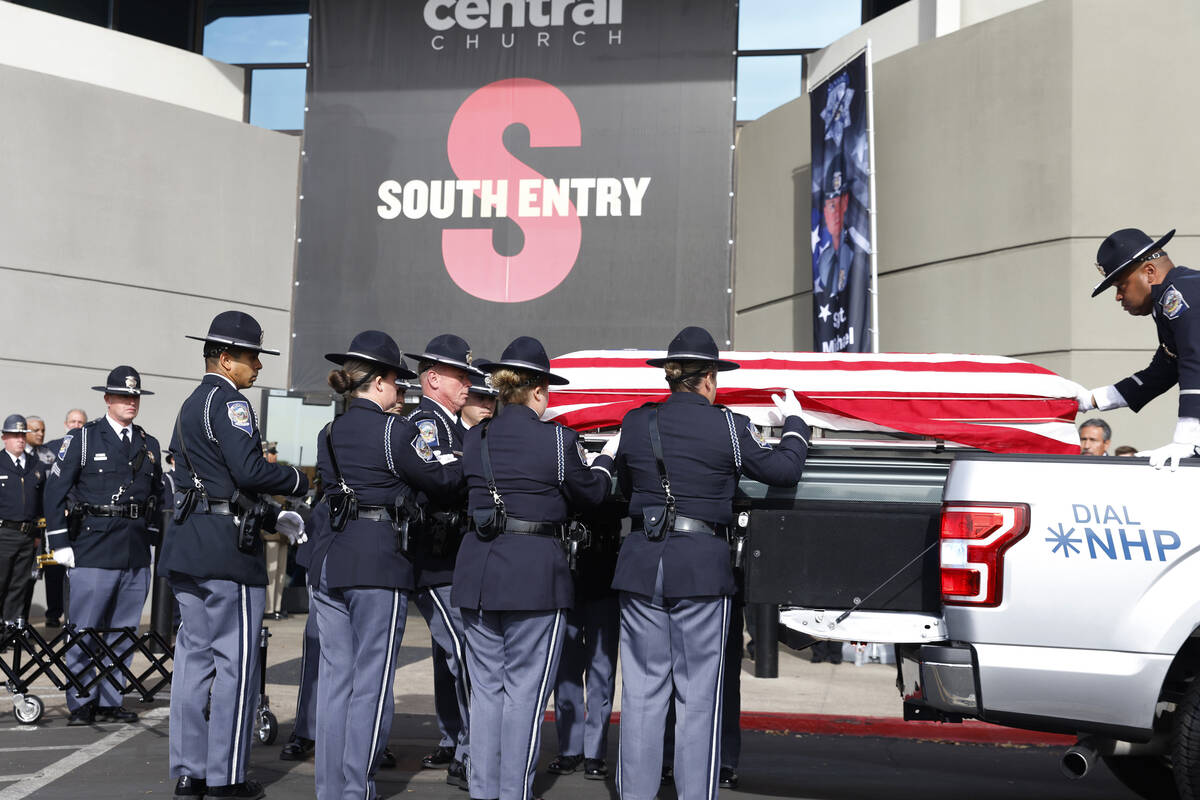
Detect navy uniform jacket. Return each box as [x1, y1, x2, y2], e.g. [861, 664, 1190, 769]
[44, 419, 162, 569]
[1114, 266, 1200, 418]
[452, 404, 614, 612]
[0, 451, 44, 522]
[309, 397, 465, 591]
[407, 397, 469, 588]
[160, 373, 308, 585]
[612, 391, 810, 599]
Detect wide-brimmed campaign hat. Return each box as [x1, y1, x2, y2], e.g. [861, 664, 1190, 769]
[325, 330, 417, 379]
[1092, 228, 1175, 297]
[646, 326, 740, 371]
[91, 365, 154, 396]
[186, 310, 281, 355]
[2, 414, 28, 434]
[467, 361, 499, 397]
[404, 334, 484, 374]
[480, 337, 569, 386]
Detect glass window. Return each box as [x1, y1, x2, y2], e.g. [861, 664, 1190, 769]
[263, 395, 334, 468]
[203, 12, 309, 64]
[737, 55, 805, 122]
[249, 68, 307, 131]
[738, 0, 859, 50]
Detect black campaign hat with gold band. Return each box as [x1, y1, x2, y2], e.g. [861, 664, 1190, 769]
[480, 336, 569, 385]
[91, 365, 154, 396]
[1091, 228, 1175, 298]
[646, 326, 740, 372]
[404, 334, 484, 375]
[467, 360, 499, 397]
[186, 310, 281, 355]
[324, 330, 417, 380]
[2, 414, 28, 434]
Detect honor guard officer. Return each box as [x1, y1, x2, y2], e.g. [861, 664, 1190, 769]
[1078, 228, 1200, 468]
[611, 327, 810, 800]
[43, 367, 162, 725]
[309, 331, 465, 800]
[0, 415, 45, 627]
[461, 369, 498, 428]
[453, 336, 618, 800]
[404, 333, 481, 787]
[162, 312, 308, 800]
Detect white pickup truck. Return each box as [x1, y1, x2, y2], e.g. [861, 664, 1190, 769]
[745, 447, 1200, 800]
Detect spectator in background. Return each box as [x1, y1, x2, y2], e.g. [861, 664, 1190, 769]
[1115, 445, 1138, 457]
[25, 417, 54, 466]
[40, 409, 87, 629]
[262, 447, 290, 620]
[1079, 419, 1112, 456]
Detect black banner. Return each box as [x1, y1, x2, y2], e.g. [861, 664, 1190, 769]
[810, 50, 872, 353]
[293, 0, 737, 390]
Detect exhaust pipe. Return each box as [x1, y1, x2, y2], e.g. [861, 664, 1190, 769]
[1061, 739, 1097, 780]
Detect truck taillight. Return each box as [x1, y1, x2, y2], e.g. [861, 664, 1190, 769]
[940, 503, 1029, 607]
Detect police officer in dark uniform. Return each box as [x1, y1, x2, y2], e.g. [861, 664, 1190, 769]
[453, 336, 617, 800]
[403, 334, 482, 787]
[43, 367, 162, 725]
[0, 415, 44, 627]
[611, 326, 810, 800]
[162, 312, 309, 800]
[310, 330, 465, 800]
[1078, 228, 1200, 467]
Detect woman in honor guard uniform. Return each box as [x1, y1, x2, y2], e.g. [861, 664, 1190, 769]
[453, 336, 618, 800]
[309, 330, 466, 800]
[162, 312, 309, 800]
[0, 415, 45, 627]
[611, 327, 810, 800]
[43, 366, 162, 726]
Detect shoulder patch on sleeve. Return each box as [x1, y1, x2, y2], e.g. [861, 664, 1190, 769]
[57, 434, 73, 461]
[1162, 285, 1189, 320]
[416, 419, 440, 448]
[226, 400, 254, 436]
[748, 422, 772, 449]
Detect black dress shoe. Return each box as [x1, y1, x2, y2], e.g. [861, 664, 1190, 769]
[719, 767, 739, 790]
[661, 765, 674, 786]
[583, 759, 607, 780]
[67, 705, 96, 726]
[96, 706, 138, 723]
[173, 776, 207, 798]
[206, 781, 265, 799]
[446, 759, 468, 789]
[44, 617, 61, 628]
[547, 754, 583, 775]
[380, 747, 397, 769]
[422, 746, 455, 769]
[279, 735, 314, 761]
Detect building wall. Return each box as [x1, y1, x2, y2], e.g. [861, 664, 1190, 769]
[0, 19, 300, 442]
[734, 0, 1199, 451]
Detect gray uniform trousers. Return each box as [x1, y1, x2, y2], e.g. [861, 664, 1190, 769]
[553, 594, 619, 760]
[168, 575, 265, 786]
[312, 578, 408, 800]
[65, 566, 150, 711]
[462, 608, 565, 800]
[416, 584, 471, 762]
[616, 591, 731, 800]
[293, 586, 320, 740]
[432, 641, 462, 749]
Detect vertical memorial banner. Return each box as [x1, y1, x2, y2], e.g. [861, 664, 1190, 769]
[292, 0, 737, 390]
[810, 49, 873, 353]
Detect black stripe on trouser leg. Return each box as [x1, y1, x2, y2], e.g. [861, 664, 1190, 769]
[229, 585, 252, 785]
[430, 587, 471, 706]
[705, 597, 731, 800]
[364, 590, 401, 800]
[522, 611, 562, 800]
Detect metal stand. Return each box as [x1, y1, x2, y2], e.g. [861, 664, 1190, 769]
[255, 626, 277, 744]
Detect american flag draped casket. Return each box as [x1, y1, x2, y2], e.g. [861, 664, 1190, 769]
[542, 351, 1084, 455]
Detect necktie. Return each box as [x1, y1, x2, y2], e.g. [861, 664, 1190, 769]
[15, 455, 22, 470]
[121, 428, 131, 457]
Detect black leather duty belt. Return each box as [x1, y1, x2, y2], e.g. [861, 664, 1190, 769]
[0, 519, 36, 534]
[197, 499, 236, 516]
[82, 503, 146, 520]
[633, 514, 730, 538]
[356, 505, 393, 522]
[502, 519, 564, 538]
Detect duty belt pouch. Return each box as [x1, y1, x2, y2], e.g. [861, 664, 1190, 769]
[173, 489, 198, 524]
[645, 408, 677, 542]
[172, 412, 207, 525]
[474, 419, 506, 542]
[323, 422, 358, 533]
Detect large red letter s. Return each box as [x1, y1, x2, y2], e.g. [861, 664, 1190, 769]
[443, 78, 582, 303]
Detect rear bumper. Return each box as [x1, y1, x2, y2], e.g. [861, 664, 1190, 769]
[899, 643, 979, 720]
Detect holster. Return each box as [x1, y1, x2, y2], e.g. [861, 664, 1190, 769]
[327, 491, 358, 533]
[66, 503, 85, 541]
[563, 520, 592, 574]
[471, 506, 505, 542]
[641, 504, 676, 542]
[231, 491, 267, 554]
[393, 491, 424, 555]
[426, 511, 465, 558]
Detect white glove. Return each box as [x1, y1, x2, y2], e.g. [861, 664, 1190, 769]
[767, 389, 804, 426]
[1137, 442, 1197, 471]
[600, 432, 621, 460]
[275, 510, 307, 545]
[54, 547, 75, 568]
[1075, 386, 1096, 413]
